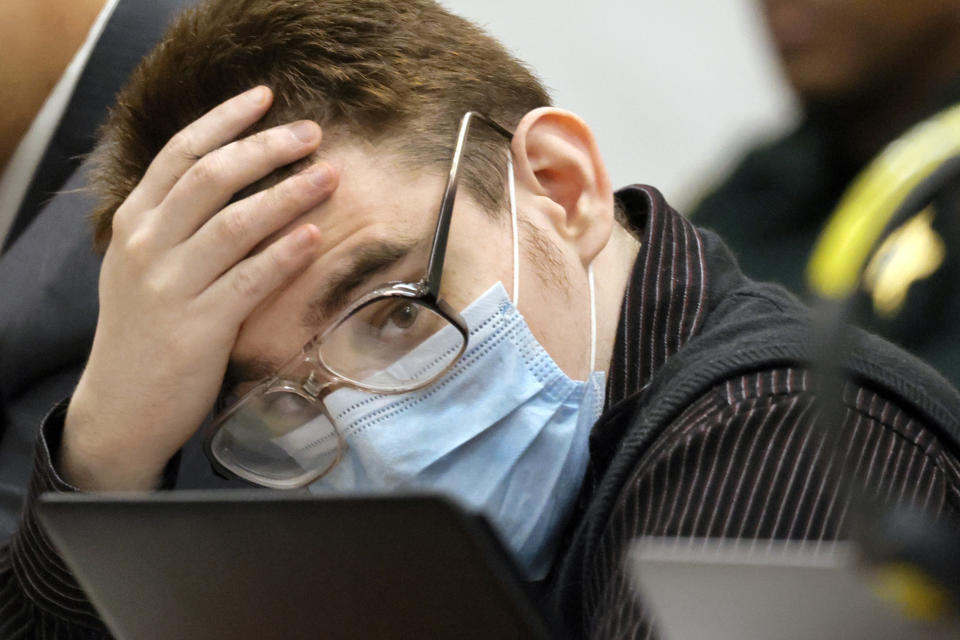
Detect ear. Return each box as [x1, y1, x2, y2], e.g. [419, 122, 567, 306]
[511, 107, 615, 267]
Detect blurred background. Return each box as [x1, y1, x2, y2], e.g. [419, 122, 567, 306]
[439, 0, 797, 208]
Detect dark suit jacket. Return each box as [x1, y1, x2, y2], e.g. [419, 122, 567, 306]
[0, 0, 195, 541]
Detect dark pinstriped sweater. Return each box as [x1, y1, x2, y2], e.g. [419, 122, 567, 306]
[3, 186, 960, 639]
[546, 186, 960, 639]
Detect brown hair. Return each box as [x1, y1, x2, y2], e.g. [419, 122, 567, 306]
[89, 0, 551, 250]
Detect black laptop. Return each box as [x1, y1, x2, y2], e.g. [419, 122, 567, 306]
[38, 490, 559, 639]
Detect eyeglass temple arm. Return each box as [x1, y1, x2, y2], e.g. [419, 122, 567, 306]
[424, 111, 515, 295]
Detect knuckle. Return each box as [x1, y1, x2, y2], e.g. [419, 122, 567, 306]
[165, 130, 203, 164]
[248, 128, 275, 151]
[247, 179, 300, 227]
[268, 236, 311, 278]
[231, 266, 263, 300]
[259, 180, 290, 212]
[141, 270, 176, 302]
[268, 244, 297, 273]
[121, 227, 156, 259]
[238, 127, 285, 164]
[188, 154, 225, 188]
[219, 206, 251, 243]
[110, 206, 134, 239]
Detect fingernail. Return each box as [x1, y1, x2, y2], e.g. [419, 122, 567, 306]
[246, 86, 270, 105]
[289, 121, 319, 144]
[303, 164, 331, 187]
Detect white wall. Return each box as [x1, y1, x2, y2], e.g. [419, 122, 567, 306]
[439, 0, 798, 209]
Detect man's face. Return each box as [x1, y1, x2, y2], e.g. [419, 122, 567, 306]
[760, 0, 960, 104]
[230, 144, 593, 390]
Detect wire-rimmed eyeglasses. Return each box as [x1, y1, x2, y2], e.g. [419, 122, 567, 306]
[203, 112, 515, 489]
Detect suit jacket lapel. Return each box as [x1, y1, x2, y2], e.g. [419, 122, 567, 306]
[5, 0, 193, 249]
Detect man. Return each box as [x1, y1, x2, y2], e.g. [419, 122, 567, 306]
[692, 0, 960, 385]
[2, 1, 960, 638]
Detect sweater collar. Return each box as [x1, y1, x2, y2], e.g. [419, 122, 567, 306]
[604, 184, 709, 407]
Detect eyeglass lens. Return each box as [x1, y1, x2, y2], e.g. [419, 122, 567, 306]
[209, 300, 466, 486]
[209, 385, 341, 487]
[320, 297, 465, 389]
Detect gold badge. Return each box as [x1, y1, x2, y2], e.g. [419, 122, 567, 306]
[862, 208, 946, 317]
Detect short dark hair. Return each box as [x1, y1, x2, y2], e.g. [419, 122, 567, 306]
[89, 0, 551, 250]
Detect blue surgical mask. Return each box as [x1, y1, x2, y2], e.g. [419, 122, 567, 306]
[310, 280, 604, 580]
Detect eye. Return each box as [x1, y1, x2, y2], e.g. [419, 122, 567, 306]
[376, 301, 424, 344]
[329, 297, 444, 361]
[387, 302, 419, 330]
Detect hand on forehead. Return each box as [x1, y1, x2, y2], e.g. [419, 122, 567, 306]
[230, 143, 510, 371]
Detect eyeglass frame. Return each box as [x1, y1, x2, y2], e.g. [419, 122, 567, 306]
[202, 111, 517, 486]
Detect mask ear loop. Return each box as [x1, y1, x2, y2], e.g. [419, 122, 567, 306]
[507, 152, 520, 308]
[588, 263, 597, 373]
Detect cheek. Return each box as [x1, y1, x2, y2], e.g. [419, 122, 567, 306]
[518, 279, 590, 380]
[440, 220, 515, 311]
[437, 259, 513, 315]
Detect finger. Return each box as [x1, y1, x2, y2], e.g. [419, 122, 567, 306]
[156, 120, 323, 244]
[201, 224, 322, 323]
[174, 162, 338, 293]
[130, 86, 275, 211]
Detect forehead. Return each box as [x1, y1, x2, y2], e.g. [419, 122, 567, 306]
[310, 145, 446, 242]
[231, 146, 449, 366]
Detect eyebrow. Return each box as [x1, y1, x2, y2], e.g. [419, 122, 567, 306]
[302, 237, 424, 330]
[222, 238, 425, 390]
